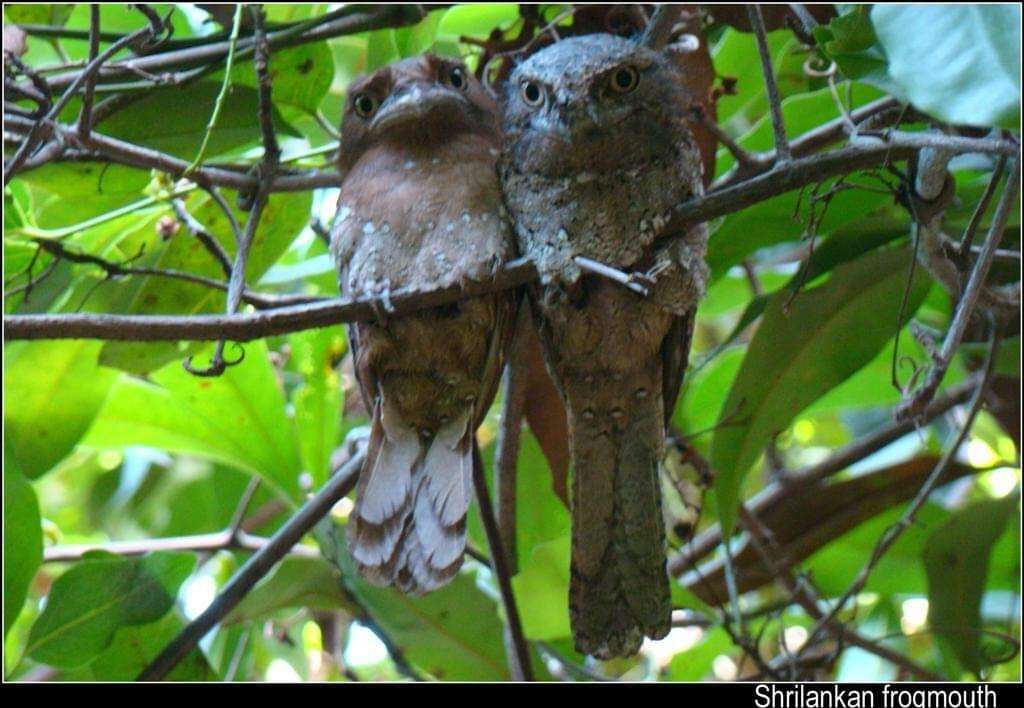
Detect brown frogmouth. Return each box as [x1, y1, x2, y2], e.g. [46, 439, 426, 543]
[330, 55, 515, 594]
[500, 34, 708, 658]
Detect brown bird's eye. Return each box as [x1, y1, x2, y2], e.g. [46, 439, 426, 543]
[448, 66, 467, 90]
[609, 66, 640, 93]
[353, 93, 378, 118]
[520, 80, 544, 107]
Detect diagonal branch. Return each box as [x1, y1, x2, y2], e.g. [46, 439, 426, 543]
[897, 156, 1020, 420]
[803, 324, 1002, 653]
[136, 451, 364, 681]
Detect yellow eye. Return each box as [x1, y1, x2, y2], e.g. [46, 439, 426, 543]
[353, 93, 378, 118]
[448, 65, 467, 90]
[609, 66, 640, 93]
[520, 80, 544, 107]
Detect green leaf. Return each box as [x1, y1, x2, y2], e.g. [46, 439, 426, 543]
[322, 524, 509, 680]
[812, 6, 899, 93]
[924, 491, 1020, 675]
[13, 162, 151, 230]
[4, 4, 73, 26]
[711, 246, 931, 534]
[436, 4, 519, 40]
[3, 466, 42, 637]
[511, 535, 571, 640]
[871, 5, 1021, 128]
[25, 551, 195, 668]
[229, 43, 335, 115]
[4, 340, 117, 477]
[97, 81, 298, 160]
[806, 503, 950, 598]
[85, 339, 303, 501]
[288, 327, 346, 488]
[663, 627, 733, 682]
[226, 557, 354, 625]
[87, 611, 214, 681]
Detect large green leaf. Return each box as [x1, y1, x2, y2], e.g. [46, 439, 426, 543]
[288, 327, 345, 488]
[321, 523, 510, 680]
[87, 611, 214, 681]
[436, 4, 519, 41]
[228, 42, 335, 115]
[85, 339, 303, 501]
[3, 466, 42, 637]
[711, 246, 931, 534]
[871, 5, 1021, 129]
[924, 491, 1020, 675]
[97, 81, 298, 160]
[4, 340, 117, 478]
[25, 551, 195, 668]
[13, 162, 151, 230]
[511, 535, 571, 641]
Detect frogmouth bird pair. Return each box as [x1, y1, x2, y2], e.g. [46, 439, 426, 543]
[330, 36, 707, 659]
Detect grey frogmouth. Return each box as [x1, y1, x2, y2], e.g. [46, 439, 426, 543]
[499, 34, 709, 658]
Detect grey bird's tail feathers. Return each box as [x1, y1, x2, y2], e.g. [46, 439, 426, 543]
[567, 374, 672, 659]
[346, 401, 474, 595]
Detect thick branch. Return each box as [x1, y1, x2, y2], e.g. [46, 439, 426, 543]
[4, 259, 538, 341]
[6, 132, 1015, 343]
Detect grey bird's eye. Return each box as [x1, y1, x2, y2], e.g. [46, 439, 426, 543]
[520, 80, 544, 107]
[609, 66, 640, 94]
[448, 65, 467, 90]
[353, 93, 378, 118]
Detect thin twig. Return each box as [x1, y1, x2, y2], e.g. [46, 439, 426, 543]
[184, 4, 244, 174]
[76, 4, 101, 139]
[805, 326, 1002, 652]
[472, 446, 534, 681]
[185, 6, 282, 378]
[44, 531, 318, 563]
[747, 4, 791, 162]
[136, 451, 364, 681]
[958, 155, 1008, 263]
[670, 376, 979, 575]
[171, 198, 233, 277]
[29, 238, 314, 309]
[897, 156, 1020, 420]
[4, 10, 163, 184]
[573, 256, 650, 296]
[738, 506, 943, 681]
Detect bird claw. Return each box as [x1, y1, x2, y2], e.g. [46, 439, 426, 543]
[365, 279, 395, 325]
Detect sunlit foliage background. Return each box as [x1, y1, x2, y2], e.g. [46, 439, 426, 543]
[3, 4, 1020, 682]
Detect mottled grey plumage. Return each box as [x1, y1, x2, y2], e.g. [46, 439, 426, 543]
[331, 55, 515, 595]
[499, 34, 708, 658]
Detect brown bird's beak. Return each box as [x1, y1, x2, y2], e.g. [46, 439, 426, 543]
[369, 81, 467, 134]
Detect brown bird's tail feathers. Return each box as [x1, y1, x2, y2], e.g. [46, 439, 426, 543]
[347, 401, 474, 595]
[567, 377, 672, 659]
